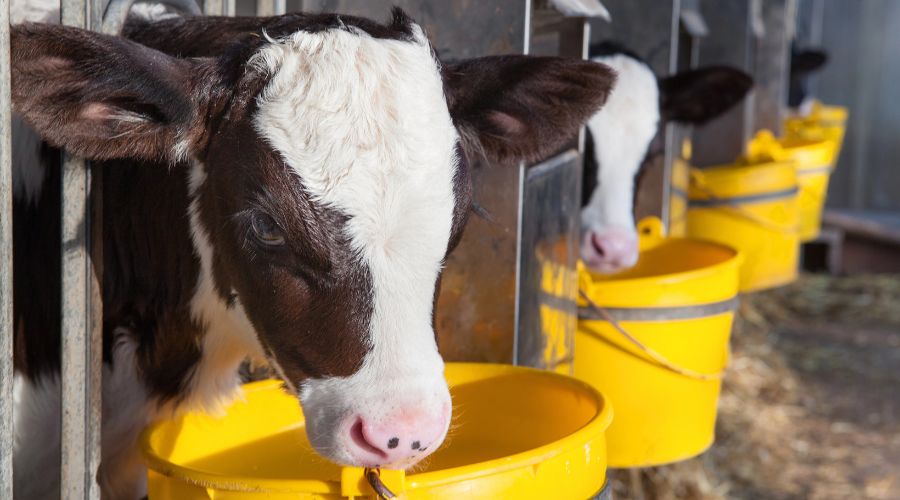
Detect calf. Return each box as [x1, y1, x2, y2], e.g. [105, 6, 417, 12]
[10, 10, 615, 498]
[788, 45, 828, 115]
[580, 43, 753, 273]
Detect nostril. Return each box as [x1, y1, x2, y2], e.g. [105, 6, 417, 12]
[590, 233, 607, 257]
[387, 437, 399, 449]
[349, 418, 388, 461]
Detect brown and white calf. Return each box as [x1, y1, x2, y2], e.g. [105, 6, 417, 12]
[580, 42, 753, 273]
[10, 9, 615, 498]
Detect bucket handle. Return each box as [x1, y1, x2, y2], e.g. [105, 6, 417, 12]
[689, 169, 799, 235]
[578, 290, 724, 381]
[366, 468, 397, 499]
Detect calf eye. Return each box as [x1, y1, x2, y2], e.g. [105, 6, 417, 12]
[250, 213, 285, 246]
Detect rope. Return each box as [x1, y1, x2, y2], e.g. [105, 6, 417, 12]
[578, 290, 724, 381]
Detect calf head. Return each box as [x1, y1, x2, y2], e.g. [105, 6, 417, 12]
[788, 46, 828, 113]
[581, 45, 753, 274]
[11, 11, 614, 468]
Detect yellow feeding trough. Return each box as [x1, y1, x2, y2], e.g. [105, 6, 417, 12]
[746, 130, 837, 242]
[685, 152, 800, 292]
[575, 218, 742, 468]
[141, 363, 613, 499]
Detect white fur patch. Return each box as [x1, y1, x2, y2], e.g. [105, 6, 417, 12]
[581, 53, 660, 237]
[186, 163, 267, 416]
[251, 25, 456, 464]
[13, 374, 60, 499]
[14, 332, 152, 499]
[96, 331, 153, 499]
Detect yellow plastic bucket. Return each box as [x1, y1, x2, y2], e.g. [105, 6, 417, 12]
[575, 218, 741, 468]
[784, 100, 849, 159]
[686, 158, 800, 292]
[746, 130, 837, 242]
[141, 363, 613, 499]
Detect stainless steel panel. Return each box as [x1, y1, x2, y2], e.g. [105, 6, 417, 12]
[301, 1, 530, 59]
[204, 0, 233, 16]
[752, 0, 795, 135]
[256, 0, 285, 15]
[437, 161, 524, 364]
[692, 0, 756, 167]
[0, 0, 14, 495]
[516, 150, 581, 372]
[813, 0, 900, 212]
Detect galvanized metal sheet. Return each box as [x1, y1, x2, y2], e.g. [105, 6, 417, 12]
[300, 0, 529, 59]
[59, 0, 103, 496]
[691, 0, 756, 167]
[516, 150, 581, 372]
[753, 0, 795, 136]
[0, 0, 14, 495]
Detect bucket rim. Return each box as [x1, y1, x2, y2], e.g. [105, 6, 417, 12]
[140, 363, 614, 494]
[581, 237, 744, 298]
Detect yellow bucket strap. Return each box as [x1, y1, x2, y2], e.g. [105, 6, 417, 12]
[689, 171, 799, 234]
[578, 290, 724, 381]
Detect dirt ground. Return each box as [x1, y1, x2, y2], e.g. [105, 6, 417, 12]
[610, 274, 900, 500]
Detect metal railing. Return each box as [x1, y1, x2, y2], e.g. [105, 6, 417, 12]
[1, 0, 14, 498]
[0, 0, 286, 497]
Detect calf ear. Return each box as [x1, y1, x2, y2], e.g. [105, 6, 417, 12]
[658, 66, 753, 125]
[791, 49, 828, 76]
[443, 56, 616, 164]
[11, 22, 208, 162]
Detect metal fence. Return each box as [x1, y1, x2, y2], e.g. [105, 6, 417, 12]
[1, 0, 13, 497]
[0, 0, 287, 496]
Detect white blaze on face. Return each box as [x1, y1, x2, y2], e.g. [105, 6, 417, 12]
[251, 24, 456, 466]
[581, 53, 660, 272]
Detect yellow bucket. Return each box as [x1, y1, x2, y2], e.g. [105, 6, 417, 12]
[686, 158, 800, 292]
[784, 100, 848, 158]
[141, 363, 613, 499]
[746, 130, 837, 242]
[575, 218, 741, 468]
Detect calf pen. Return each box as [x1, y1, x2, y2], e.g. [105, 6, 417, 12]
[0, 0, 285, 497]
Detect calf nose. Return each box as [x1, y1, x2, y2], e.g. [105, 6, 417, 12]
[582, 229, 639, 274]
[346, 408, 448, 467]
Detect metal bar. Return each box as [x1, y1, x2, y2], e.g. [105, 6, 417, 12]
[59, 0, 102, 496]
[256, 0, 286, 16]
[0, 0, 15, 495]
[86, 0, 105, 493]
[204, 0, 224, 15]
